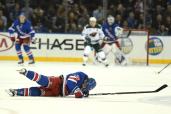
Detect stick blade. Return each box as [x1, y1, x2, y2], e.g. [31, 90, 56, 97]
[155, 84, 168, 92]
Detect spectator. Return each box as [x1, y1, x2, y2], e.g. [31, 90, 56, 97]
[21, 4, 33, 19]
[108, 4, 116, 16]
[127, 11, 137, 28]
[167, 0, 171, 5]
[137, 13, 144, 29]
[116, 3, 126, 18]
[164, 16, 171, 35]
[9, 3, 21, 22]
[157, 24, 168, 35]
[0, 0, 170, 35]
[0, 2, 5, 11]
[134, 0, 144, 14]
[67, 12, 78, 33]
[122, 20, 129, 29]
[0, 10, 7, 31]
[153, 14, 163, 31]
[115, 14, 122, 26]
[93, 5, 104, 23]
[0, 18, 4, 31]
[154, 0, 167, 8]
[164, 4, 171, 16]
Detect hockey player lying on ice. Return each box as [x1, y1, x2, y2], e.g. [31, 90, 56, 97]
[6, 68, 96, 98]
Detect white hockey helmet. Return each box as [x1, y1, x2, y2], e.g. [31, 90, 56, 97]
[89, 17, 97, 22]
[107, 15, 115, 25]
[89, 17, 97, 27]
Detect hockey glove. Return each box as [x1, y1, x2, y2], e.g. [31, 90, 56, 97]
[31, 37, 37, 44]
[10, 37, 15, 42]
[82, 88, 89, 97]
[85, 36, 91, 45]
[103, 36, 109, 41]
[74, 88, 84, 98]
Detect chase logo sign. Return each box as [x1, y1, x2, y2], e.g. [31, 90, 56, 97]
[148, 37, 163, 55]
[0, 34, 14, 52]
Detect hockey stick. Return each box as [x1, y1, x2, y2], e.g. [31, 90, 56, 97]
[120, 29, 132, 39]
[126, 29, 131, 38]
[103, 29, 132, 44]
[89, 84, 168, 96]
[157, 63, 171, 74]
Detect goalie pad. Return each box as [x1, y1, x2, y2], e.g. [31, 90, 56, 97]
[114, 51, 127, 65]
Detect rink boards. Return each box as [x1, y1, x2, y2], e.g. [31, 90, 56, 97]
[0, 32, 171, 64]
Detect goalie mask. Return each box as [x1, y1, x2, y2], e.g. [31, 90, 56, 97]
[107, 15, 115, 25]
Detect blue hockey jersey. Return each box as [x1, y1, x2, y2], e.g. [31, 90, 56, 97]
[102, 21, 120, 43]
[65, 72, 88, 95]
[8, 19, 35, 39]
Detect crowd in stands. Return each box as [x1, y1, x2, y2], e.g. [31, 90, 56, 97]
[0, 0, 171, 35]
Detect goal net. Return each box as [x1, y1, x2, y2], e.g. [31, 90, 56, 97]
[119, 30, 149, 65]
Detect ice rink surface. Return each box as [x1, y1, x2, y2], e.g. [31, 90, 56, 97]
[0, 61, 171, 114]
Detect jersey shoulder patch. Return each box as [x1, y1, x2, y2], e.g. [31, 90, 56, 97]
[68, 75, 80, 83]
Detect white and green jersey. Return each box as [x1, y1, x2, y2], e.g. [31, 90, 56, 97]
[81, 24, 105, 44]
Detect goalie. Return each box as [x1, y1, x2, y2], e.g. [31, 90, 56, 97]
[6, 68, 96, 98]
[102, 15, 127, 65]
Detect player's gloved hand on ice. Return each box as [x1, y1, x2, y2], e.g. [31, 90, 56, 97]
[17, 68, 27, 75]
[85, 36, 91, 44]
[82, 88, 89, 97]
[10, 37, 15, 42]
[31, 37, 37, 44]
[74, 88, 84, 98]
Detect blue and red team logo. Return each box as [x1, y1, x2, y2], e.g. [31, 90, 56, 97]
[148, 37, 163, 55]
[0, 34, 14, 52]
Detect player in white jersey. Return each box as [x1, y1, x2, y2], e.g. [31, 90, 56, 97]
[81, 17, 108, 67]
[102, 15, 127, 65]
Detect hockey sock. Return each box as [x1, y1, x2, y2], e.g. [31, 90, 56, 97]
[23, 44, 34, 60]
[15, 43, 23, 60]
[25, 70, 49, 87]
[16, 87, 41, 96]
[83, 54, 88, 62]
[16, 88, 29, 96]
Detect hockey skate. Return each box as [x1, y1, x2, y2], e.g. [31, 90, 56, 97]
[97, 57, 109, 67]
[18, 59, 24, 64]
[17, 68, 27, 75]
[95, 56, 102, 63]
[28, 59, 35, 64]
[105, 63, 109, 67]
[5, 89, 17, 96]
[82, 61, 87, 66]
